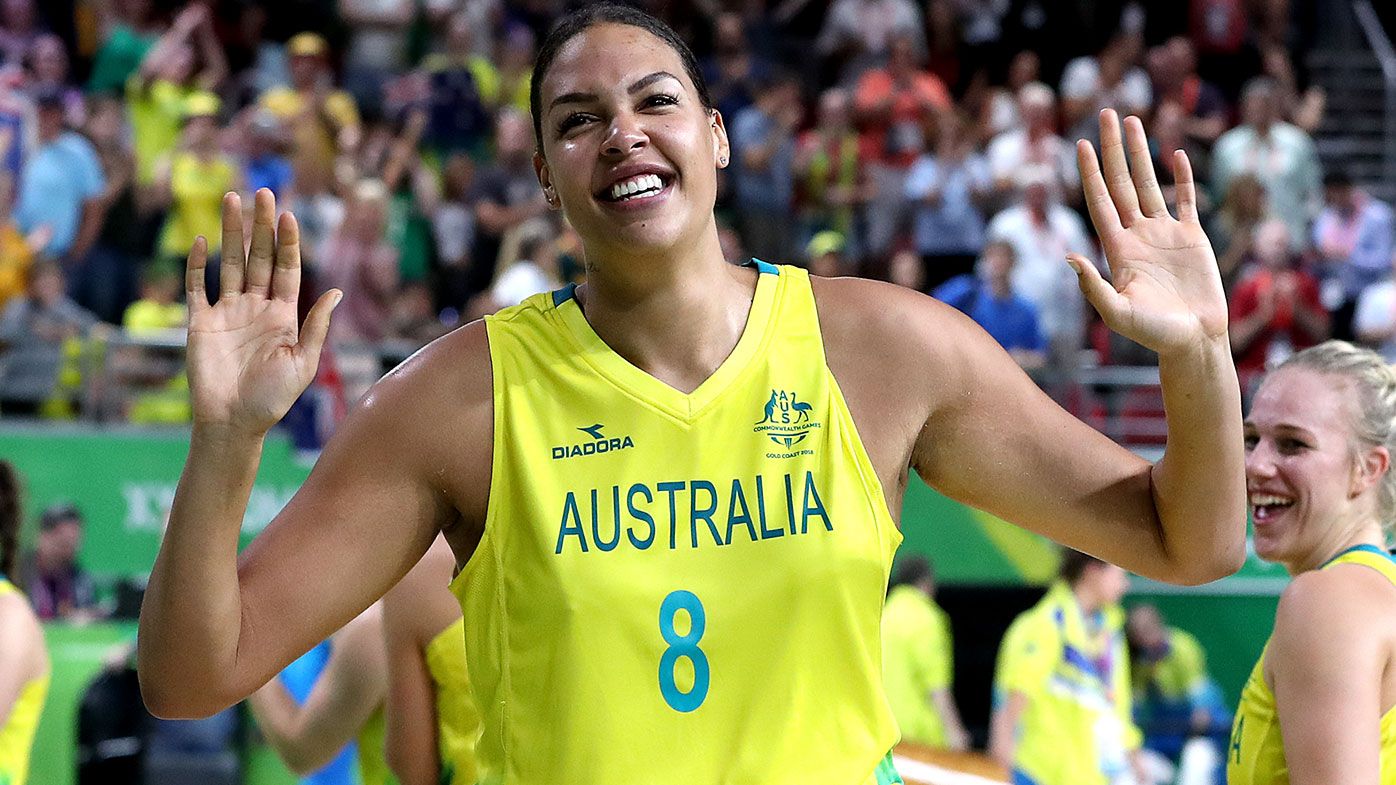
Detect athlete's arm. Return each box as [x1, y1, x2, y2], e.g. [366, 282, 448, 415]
[1270, 567, 1385, 785]
[0, 594, 43, 728]
[139, 190, 492, 718]
[249, 604, 387, 775]
[987, 690, 1025, 770]
[930, 688, 970, 752]
[383, 539, 459, 785]
[823, 111, 1243, 585]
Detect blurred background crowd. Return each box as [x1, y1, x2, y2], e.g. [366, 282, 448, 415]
[0, 0, 1381, 449]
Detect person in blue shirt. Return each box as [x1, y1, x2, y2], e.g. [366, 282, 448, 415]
[933, 240, 1046, 371]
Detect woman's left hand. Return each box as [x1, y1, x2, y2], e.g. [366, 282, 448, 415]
[1069, 109, 1227, 358]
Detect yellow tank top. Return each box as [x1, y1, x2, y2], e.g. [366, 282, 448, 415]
[159, 151, 236, 257]
[1227, 544, 1396, 785]
[424, 617, 480, 785]
[452, 262, 904, 784]
[0, 578, 49, 785]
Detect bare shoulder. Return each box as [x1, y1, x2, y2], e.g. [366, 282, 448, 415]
[1273, 564, 1393, 659]
[809, 275, 984, 410]
[0, 589, 44, 662]
[357, 319, 492, 446]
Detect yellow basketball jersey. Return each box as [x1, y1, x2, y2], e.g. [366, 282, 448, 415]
[0, 578, 48, 785]
[1227, 544, 1396, 785]
[424, 617, 481, 785]
[452, 262, 904, 784]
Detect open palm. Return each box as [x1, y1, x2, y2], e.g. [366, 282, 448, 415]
[1070, 110, 1226, 356]
[186, 189, 339, 436]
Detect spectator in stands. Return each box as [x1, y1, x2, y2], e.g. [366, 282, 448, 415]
[1312, 170, 1395, 341]
[795, 88, 869, 261]
[805, 230, 848, 278]
[1149, 37, 1228, 147]
[0, 260, 101, 414]
[13, 89, 106, 264]
[151, 93, 242, 274]
[73, 93, 144, 324]
[1260, 43, 1325, 135]
[242, 110, 294, 197]
[431, 152, 477, 311]
[985, 82, 1078, 206]
[986, 164, 1091, 377]
[0, 172, 46, 311]
[701, 11, 771, 126]
[258, 32, 361, 197]
[469, 108, 547, 298]
[17, 502, 99, 621]
[934, 240, 1046, 372]
[1126, 604, 1231, 774]
[905, 111, 989, 291]
[731, 70, 801, 263]
[24, 35, 84, 129]
[990, 549, 1141, 785]
[1059, 31, 1152, 144]
[126, 4, 227, 187]
[1353, 252, 1396, 362]
[854, 32, 950, 258]
[493, 24, 535, 116]
[816, 0, 925, 82]
[319, 179, 399, 345]
[1212, 77, 1321, 249]
[979, 49, 1040, 143]
[420, 10, 498, 159]
[881, 556, 969, 752]
[1207, 174, 1267, 292]
[123, 263, 186, 333]
[486, 220, 561, 310]
[87, 0, 161, 96]
[0, 66, 31, 185]
[1228, 219, 1329, 391]
[0, 0, 41, 71]
[339, 0, 415, 116]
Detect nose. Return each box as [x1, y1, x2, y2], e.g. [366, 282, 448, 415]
[1245, 438, 1277, 481]
[603, 112, 647, 157]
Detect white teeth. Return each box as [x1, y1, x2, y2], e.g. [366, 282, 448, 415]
[609, 174, 664, 201]
[1249, 494, 1294, 507]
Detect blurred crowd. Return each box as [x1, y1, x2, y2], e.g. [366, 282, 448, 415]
[0, 0, 1367, 433]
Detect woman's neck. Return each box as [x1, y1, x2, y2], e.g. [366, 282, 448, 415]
[1291, 519, 1388, 575]
[576, 231, 752, 394]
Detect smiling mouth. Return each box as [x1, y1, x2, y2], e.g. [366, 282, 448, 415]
[597, 173, 671, 203]
[1251, 493, 1295, 523]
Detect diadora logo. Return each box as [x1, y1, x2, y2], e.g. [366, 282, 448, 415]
[552, 423, 635, 460]
[753, 389, 821, 449]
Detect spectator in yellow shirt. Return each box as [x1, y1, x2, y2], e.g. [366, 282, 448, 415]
[258, 33, 361, 195]
[150, 92, 242, 270]
[881, 555, 970, 751]
[125, 4, 227, 186]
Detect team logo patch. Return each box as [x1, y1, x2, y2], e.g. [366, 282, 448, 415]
[753, 389, 820, 448]
[552, 423, 635, 459]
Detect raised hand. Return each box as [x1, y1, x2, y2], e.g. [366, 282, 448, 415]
[1068, 109, 1227, 357]
[186, 188, 340, 437]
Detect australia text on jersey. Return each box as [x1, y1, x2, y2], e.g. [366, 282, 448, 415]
[554, 470, 833, 554]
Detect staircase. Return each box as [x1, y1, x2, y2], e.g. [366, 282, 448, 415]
[1306, 0, 1396, 204]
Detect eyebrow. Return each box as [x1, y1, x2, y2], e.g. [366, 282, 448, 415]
[548, 71, 682, 112]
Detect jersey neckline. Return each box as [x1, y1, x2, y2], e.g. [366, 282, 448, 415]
[550, 262, 781, 421]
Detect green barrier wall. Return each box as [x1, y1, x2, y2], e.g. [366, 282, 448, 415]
[6, 427, 1284, 782]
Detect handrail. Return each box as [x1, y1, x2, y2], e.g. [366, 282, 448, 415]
[1353, 0, 1396, 192]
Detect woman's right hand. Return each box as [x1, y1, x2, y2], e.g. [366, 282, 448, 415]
[186, 188, 340, 438]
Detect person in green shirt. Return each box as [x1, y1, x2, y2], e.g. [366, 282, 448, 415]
[881, 555, 969, 751]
